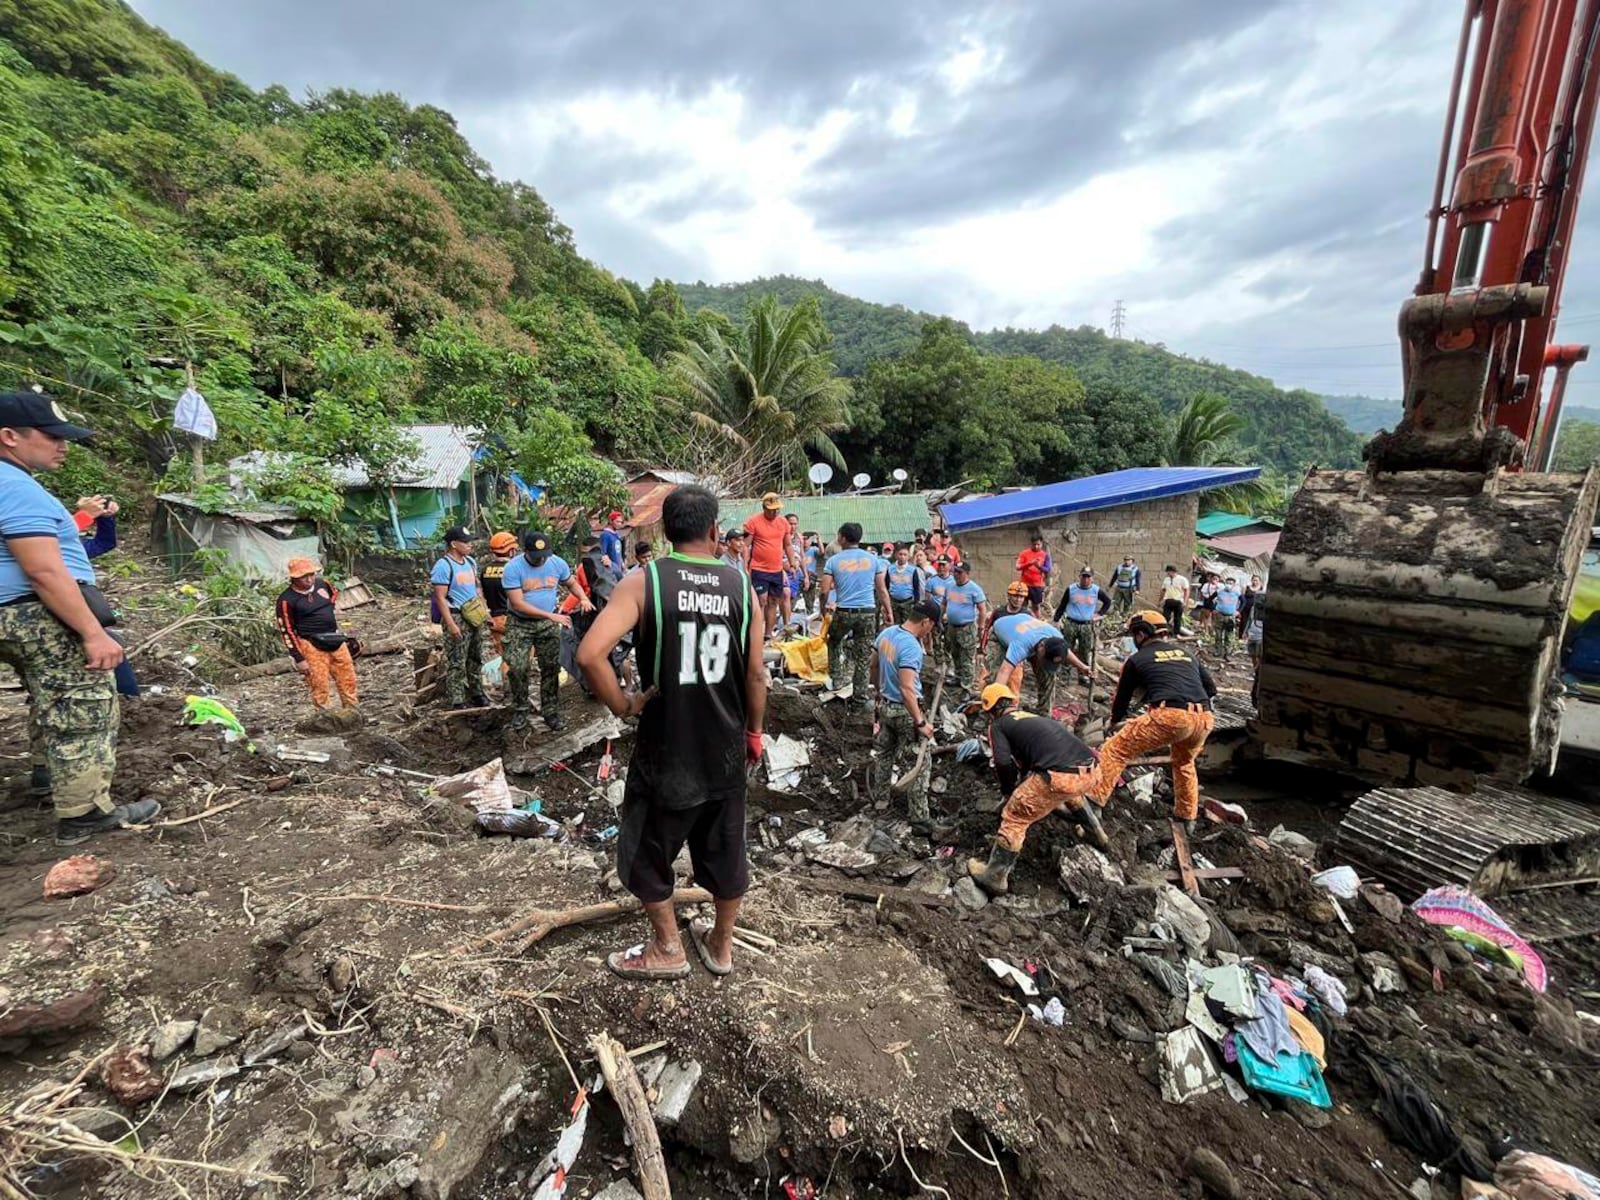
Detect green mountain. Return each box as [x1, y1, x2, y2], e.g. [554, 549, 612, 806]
[1319, 393, 1400, 433]
[677, 276, 1364, 474]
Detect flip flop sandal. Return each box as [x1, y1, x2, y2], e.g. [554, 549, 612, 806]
[606, 943, 690, 981]
[688, 920, 733, 977]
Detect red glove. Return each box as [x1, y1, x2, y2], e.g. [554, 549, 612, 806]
[745, 731, 766, 766]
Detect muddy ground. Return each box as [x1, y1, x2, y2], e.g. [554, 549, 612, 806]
[2, 570, 1598, 1199]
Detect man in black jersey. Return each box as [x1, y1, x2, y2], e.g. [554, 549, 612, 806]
[578, 485, 768, 981]
[1091, 609, 1217, 826]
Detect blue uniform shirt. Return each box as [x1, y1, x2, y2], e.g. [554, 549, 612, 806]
[1064, 584, 1102, 622]
[876, 625, 925, 704]
[430, 554, 480, 608]
[885, 562, 922, 601]
[925, 572, 953, 608]
[825, 548, 882, 609]
[0, 461, 97, 603]
[992, 614, 1058, 665]
[1214, 586, 1241, 618]
[502, 553, 572, 616]
[944, 580, 987, 626]
[804, 545, 822, 575]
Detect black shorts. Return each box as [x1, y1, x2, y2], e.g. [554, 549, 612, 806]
[1026, 585, 1045, 606]
[750, 569, 786, 597]
[616, 783, 749, 903]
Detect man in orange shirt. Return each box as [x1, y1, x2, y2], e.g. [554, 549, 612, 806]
[1015, 535, 1053, 617]
[743, 492, 797, 638]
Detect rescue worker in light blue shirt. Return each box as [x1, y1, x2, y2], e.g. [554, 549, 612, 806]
[430, 526, 488, 709]
[1053, 566, 1111, 682]
[884, 544, 924, 625]
[992, 612, 1087, 714]
[872, 598, 941, 825]
[940, 561, 987, 697]
[503, 531, 591, 731]
[0, 391, 157, 844]
[1212, 575, 1243, 661]
[822, 522, 891, 713]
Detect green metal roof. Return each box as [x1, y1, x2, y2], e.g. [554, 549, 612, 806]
[723, 495, 933, 544]
[1196, 511, 1270, 537]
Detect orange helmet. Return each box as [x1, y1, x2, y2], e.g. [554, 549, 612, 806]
[1128, 609, 1169, 637]
[488, 531, 517, 555]
[1006, 581, 1029, 599]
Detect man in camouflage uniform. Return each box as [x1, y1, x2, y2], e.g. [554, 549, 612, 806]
[821, 522, 890, 716]
[501, 531, 591, 731]
[0, 392, 158, 844]
[430, 526, 488, 709]
[873, 599, 941, 824]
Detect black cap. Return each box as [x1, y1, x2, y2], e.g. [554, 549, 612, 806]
[953, 560, 970, 574]
[523, 530, 551, 561]
[911, 597, 943, 624]
[0, 391, 94, 441]
[443, 525, 471, 545]
[725, 527, 747, 540]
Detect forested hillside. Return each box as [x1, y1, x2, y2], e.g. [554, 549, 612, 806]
[0, 0, 705, 529]
[677, 277, 1365, 474]
[1319, 393, 1399, 434]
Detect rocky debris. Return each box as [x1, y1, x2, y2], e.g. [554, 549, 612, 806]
[1361, 951, 1408, 994]
[593, 1182, 645, 1200]
[652, 1059, 703, 1127]
[1363, 886, 1407, 924]
[26, 928, 75, 962]
[0, 985, 105, 1045]
[1185, 1147, 1243, 1199]
[135, 876, 172, 902]
[100, 1046, 163, 1105]
[952, 876, 989, 911]
[192, 1003, 244, 1055]
[1267, 825, 1316, 860]
[169, 1055, 241, 1092]
[43, 854, 117, 899]
[1058, 844, 1125, 904]
[806, 841, 878, 872]
[905, 863, 951, 897]
[242, 1018, 308, 1065]
[149, 1018, 197, 1060]
[411, 1047, 528, 1200]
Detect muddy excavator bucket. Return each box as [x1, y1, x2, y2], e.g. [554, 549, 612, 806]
[1255, 466, 1600, 784]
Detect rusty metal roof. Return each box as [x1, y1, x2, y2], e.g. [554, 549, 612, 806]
[1335, 782, 1600, 898]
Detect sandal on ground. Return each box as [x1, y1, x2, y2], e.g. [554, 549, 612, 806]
[606, 943, 690, 981]
[688, 919, 733, 977]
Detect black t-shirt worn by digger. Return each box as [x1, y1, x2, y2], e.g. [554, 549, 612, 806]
[481, 558, 510, 616]
[1110, 638, 1217, 723]
[275, 580, 340, 660]
[989, 709, 1095, 795]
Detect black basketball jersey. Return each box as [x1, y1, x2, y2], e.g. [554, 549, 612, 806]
[634, 553, 753, 810]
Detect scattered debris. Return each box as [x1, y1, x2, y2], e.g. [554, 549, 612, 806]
[43, 854, 117, 899]
[652, 1059, 703, 1127]
[168, 1055, 241, 1092]
[192, 1004, 244, 1056]
[1159, 1026, 1223, 1103]
[149, 1018, 197, 1060]
[430, 757, 514, 814]
[100, 1046, 163, 1104]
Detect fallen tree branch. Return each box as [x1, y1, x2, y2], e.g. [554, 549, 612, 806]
[134, 797, 245, 829]
[452, 887, 713, 956]
[589, 1032, 672, 1200]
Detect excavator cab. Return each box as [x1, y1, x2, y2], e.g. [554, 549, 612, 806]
[1255, 0, 1600, 785]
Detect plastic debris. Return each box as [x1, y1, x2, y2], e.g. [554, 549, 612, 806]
[954, 737, 988, 762]
[1267, 825, 1317, 860]
[181, 695, 249, 744]
[430, 757, 513, 814]
[531, 1084, 593, 1199]
[1302, 965, 1348, 1016]
[985, 957, 1041, 997]
[1200, 964, 1257, 1018]
[1159, 1027, 1224, 1104]
[1028, 997, 1067, 1027]
[1411, 885, 1547, 993]
[1311, 866, 1361, 899]
[476, 809, 562, 838]
[1235, 1040, 1331, 1108]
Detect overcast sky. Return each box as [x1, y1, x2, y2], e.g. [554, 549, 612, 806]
[131, 1, 1600, 405]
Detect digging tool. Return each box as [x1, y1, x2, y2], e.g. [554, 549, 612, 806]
[891, 677, 945, 796]
[455, 886, 713, 956]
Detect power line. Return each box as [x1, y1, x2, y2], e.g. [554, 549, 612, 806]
[1109, 300, 1126, 339]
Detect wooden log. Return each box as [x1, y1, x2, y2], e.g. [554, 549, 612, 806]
[226, 636, 410, 683]
[451, 887, 713, 956]
[588, 1033, 672, 1200]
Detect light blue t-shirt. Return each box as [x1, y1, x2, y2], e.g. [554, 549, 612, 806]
[924, 573, 953, 608]
[876, 625, 925, 704]
[430, 554, 480, 608]
[991, 614, 1058, 665]
[1214, 586, 1241, 617]
[885, 562, 922, 601]
[1064, 584, 1102, 622]
[825, 548, 882, 609]
[804, 545, 822, 575]
[0, 462, 97, 603]
[502, 553, 572, 616]
[944, 580, 987, 626]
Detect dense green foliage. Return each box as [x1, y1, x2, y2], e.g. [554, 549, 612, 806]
[1318, 393, 1399, 434]
[1554, 418, 1600, 471]
[0, 0, 696, 522]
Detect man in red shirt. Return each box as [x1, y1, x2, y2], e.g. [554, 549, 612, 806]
[1015, 535, 1053, 617]
[743, 492, 797, 638]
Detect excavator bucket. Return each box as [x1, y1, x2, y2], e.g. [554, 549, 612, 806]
[1255, 466, 1600, 784]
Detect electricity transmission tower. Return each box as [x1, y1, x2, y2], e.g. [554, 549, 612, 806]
[1110, 300, 1127, 339]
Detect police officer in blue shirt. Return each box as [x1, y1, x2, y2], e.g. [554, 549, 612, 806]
[0, 392, 158, 844]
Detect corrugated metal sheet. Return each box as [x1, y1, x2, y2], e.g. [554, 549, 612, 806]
[940, 467, 1263, 534]
[722, 495, 933, 543]
[1335, 783, 1600, 898]
[1196, 511, 1265, 537]
[1203, 531, 1281, 562]
[229, 424, 476, 491]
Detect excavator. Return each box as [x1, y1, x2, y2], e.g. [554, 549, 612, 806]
[1256, 0, 1600, 792]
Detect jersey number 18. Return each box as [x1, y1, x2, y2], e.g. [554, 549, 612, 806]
[677, 622, 731, 685]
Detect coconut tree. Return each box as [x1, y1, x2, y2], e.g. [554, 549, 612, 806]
[666, 295, 850, 491]
[1167, 391, 1282, 513]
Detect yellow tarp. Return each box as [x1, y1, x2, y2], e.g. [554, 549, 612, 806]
[777, 617, 831, 683]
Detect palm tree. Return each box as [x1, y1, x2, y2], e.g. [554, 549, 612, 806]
[667, 296, 850, 489]
[1167, 391, 1281, 512]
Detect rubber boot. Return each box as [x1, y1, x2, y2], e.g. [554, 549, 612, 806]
[1074, 803, 1111, 852]
[56, 800, 162, 847]
[966, 845, 1019, 896]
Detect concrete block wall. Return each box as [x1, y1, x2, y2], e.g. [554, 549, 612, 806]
[956, 494, 1198, 614]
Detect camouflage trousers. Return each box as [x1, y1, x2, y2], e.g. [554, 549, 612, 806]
[943, 621, 978, 695]
[441, 619, 485, 707]
[827, 609, 877, 707]
[1065, 620, 1095, 669]
[873, 704, 930, 820]
[1111, 588, 1137, 619]
[891, 598, 915, 626]
[0, 601, 118, 819]
[1212, 620, 1237, 661]
[504, 617, 562, 717]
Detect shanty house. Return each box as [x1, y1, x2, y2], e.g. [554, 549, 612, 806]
[939, 466, 1263, 608]
[153, 494, 322, 579]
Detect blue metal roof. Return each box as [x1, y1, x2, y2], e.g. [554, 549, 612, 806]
[939, 466, 1263, 534]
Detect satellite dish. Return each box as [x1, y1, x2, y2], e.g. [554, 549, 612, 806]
[852, 473, 872, 490]
[808, 462, 834, 485]
[892, 468, 908, 482]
